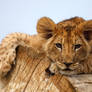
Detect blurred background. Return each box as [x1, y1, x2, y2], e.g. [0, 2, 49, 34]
[0, 0, 92, 41]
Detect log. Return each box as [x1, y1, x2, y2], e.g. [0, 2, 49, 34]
[68, 74, 92, 92]
[0, 46, 76, 92]
[0, 46, 92, 92]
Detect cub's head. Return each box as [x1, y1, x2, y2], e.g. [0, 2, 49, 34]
[37, 17, 92, 75]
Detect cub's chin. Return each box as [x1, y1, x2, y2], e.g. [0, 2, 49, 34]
[59, 70, 78, 76]
[59, 67, 83, 76]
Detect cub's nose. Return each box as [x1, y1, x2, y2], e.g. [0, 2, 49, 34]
[64, 62, 73, 67]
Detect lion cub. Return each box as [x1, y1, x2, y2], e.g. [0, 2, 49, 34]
[0, 17, 92, 77]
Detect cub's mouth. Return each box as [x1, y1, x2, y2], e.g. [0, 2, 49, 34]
[58, 67, 76, 76]
[63, 68, 73, 71]
[59, 70, 76, 76]
[57, 62, 80, 75]
[46, 57, 80, 76]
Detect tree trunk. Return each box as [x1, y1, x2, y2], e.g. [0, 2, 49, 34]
[0, 46, 92, 92]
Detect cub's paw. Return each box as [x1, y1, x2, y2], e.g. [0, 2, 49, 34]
[45, 62, 59, 77]
[45, 67, 55, 77]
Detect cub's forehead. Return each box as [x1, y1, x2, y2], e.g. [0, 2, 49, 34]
[56, 21, 80, 38]
[56, 29, 78, 38]
[57, 21, 76, 31]
[55, 29, 82, 42]
[56, 17, 84, 34]
[56, 32, 79, 39]
[54, 33, 82, 44]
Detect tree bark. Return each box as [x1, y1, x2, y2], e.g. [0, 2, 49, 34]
[0, 46, 92, 92]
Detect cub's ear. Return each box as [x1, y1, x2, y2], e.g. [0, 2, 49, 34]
[37, 17, 56, 39]
[83, 20, 92, 41]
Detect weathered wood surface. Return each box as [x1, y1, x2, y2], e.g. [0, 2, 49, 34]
[0, 46, 92, 92]
[0, 46, 75, 92]
[68, 74, 92, 92]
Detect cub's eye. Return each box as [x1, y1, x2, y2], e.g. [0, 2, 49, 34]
[55, 43, 62, 49]
[74, 44, 82, 50]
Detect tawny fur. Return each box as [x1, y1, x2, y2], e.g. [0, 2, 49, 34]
[0, 17, 92, 77]
[0, 33, 46, 77]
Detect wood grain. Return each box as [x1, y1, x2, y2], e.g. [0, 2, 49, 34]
[0, 46, 76, 92]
